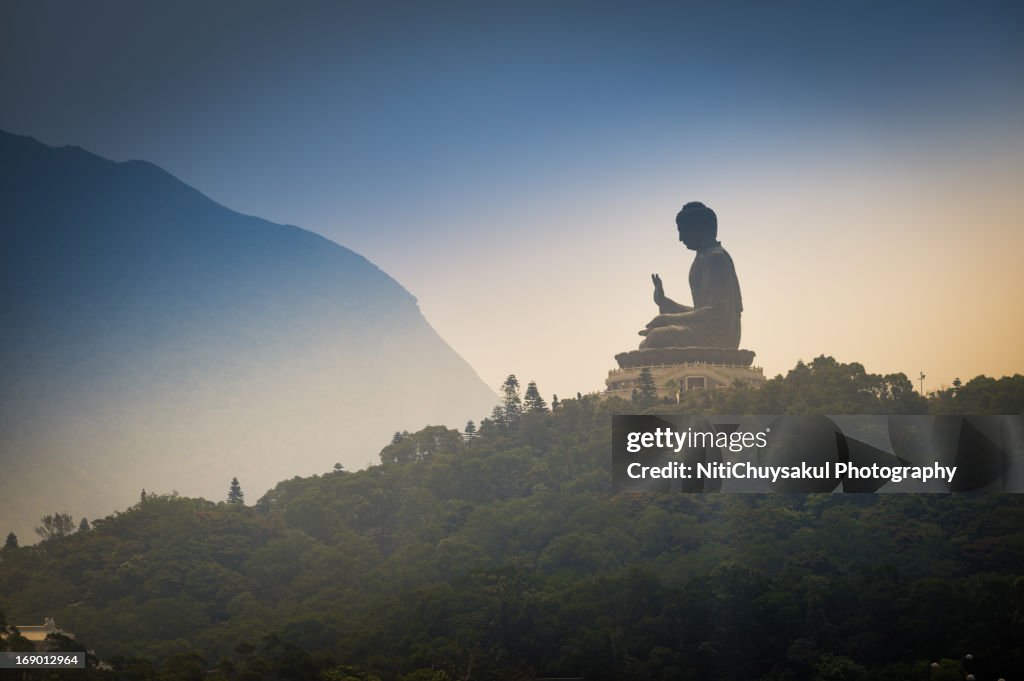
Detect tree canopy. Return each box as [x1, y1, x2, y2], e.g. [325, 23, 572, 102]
[34, 512, 76, 541]
[227, 477, 245, 505]
[0, 358, 1020, 681]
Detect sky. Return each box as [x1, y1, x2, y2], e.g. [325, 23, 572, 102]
[2, 0, 1023, 399]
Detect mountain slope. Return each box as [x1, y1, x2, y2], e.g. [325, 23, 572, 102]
[0, 130, 496, 540]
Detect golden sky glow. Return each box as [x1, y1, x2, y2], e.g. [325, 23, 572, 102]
[365, 131, 1024, 399]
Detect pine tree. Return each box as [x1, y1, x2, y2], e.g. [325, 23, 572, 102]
[490, 405, 507, 430]
[391, 431, 404, 446]
[3, 532, 17, 549]
[464, 420, 477, 439]
[78, 518, 90, 532]
[501, 375, 522, 427]
[523, 381, 549, 414]
[227, 477, 245, 504]
[551, 394, 560, 410]
[637, 368, 658, 405]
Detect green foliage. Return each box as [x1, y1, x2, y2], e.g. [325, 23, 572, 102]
[930, 374, 1024, 414]
[523, 380, 548, 414]
[3, 532, 16, 549]
[379, 425, 465, 465]
[34, 511, 76, 541]
[0, 361, 1021, 680]
[500, 374, 522, 427]
[481, 406, 504, 435]
[634, 367, 658, 406]
[0, 610, 36, 653]
[228, 478, 245, 504]
[655, 355, 929, 416]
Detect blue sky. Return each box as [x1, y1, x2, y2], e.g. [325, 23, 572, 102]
[3, 0, 1022, 396]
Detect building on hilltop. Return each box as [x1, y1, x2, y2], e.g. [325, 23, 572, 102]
[605, 348, 766, 401]
[13, 618, 72, 651]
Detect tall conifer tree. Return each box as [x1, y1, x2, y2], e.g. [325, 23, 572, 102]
[228, 477, 245, 504]
[523, 381, 549, 414]
[637, 368, 658, 405]
[501, 375, 522, 427]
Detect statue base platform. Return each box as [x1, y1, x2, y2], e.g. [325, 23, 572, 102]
[605, 347, 765, 401]
[615, 347, 755, 369]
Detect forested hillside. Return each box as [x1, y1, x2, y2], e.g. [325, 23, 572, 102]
[2, 358, 1023, 681]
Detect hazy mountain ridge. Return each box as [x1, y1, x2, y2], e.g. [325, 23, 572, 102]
[0, 130, 496, 540]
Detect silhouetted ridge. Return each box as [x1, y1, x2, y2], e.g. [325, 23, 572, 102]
[0, 130, 497, 541]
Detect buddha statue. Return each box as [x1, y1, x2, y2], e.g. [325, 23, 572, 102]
[638, 201, 742, 350]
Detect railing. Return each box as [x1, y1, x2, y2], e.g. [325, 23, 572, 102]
[608, 363, 763, 377]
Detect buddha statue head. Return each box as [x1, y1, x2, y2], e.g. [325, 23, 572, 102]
[675, 201, 718, 251]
